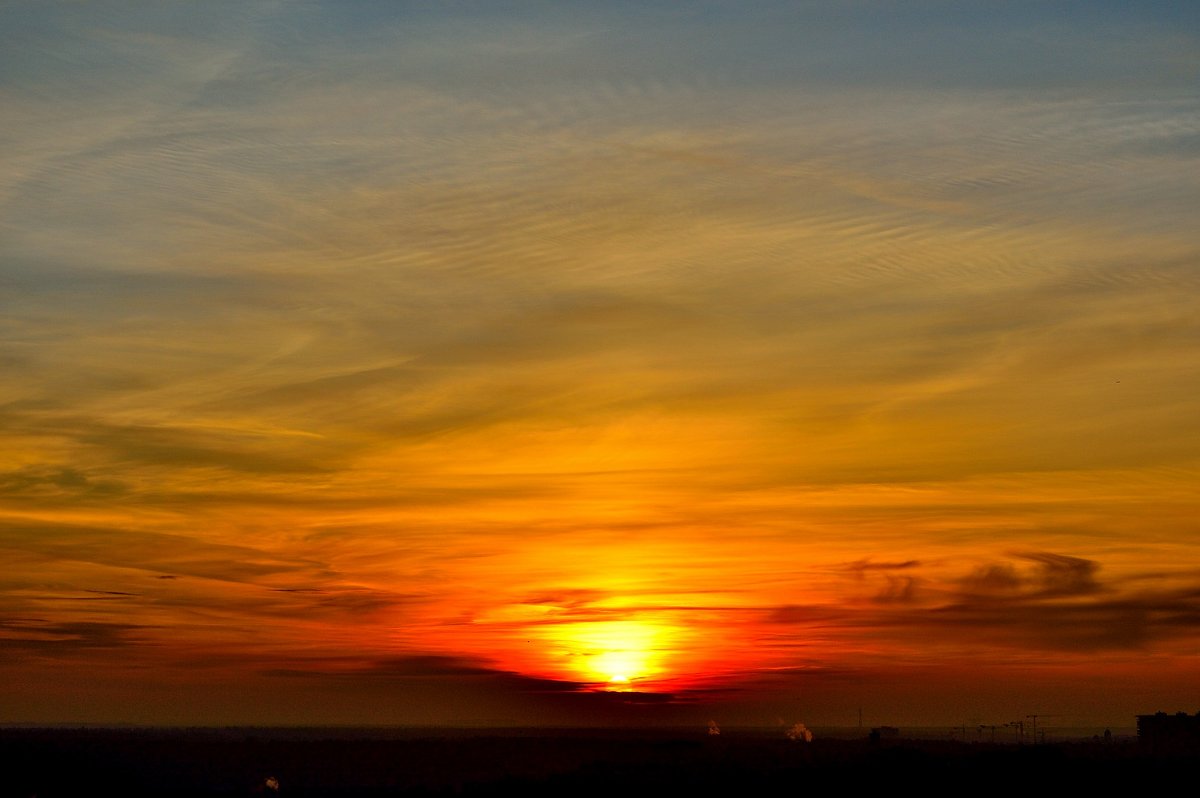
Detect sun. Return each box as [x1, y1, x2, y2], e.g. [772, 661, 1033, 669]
[543, 620, 667, 689]
[592, 648, 649, 687]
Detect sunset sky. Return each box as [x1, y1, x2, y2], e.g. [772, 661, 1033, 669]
[2, 1, 1199, 731]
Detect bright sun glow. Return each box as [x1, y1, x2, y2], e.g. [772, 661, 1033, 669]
[545, 620, 668, 690]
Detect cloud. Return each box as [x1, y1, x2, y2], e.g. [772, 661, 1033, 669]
[958, 552, 1100, 600]
[72, 417, 339, 475]
[883, 554, 1200, 653]
[0, 465, 128, 503]
[764, 605, 846, 625]
[757, 553, 1200, 658]
[873, 575, 919, 604]
[262, 654, 592, 694]
[265, 585, 417, 617]
[922, 598, 1154, 653]
[959, 564, 1023, 596]
[0, 618, 145, 656]
[841, 559, 921, 574]
[1016, 552, 1101, 597]
[521, 589, 611, 609]
[0, 519, 321, 584]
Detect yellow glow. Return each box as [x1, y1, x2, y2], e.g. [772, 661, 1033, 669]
[544, 620, 668, 689]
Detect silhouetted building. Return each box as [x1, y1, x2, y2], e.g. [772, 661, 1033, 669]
[1137, 711, 1200, 754]
[868, 726, 900, 745]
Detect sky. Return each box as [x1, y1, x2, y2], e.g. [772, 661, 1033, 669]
[2, 1, 1199, 731]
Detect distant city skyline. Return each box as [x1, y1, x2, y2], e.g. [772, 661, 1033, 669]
[2, 1, 1198, 728]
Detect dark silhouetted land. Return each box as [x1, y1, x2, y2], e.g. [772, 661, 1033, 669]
[1, 726, 1195, 796]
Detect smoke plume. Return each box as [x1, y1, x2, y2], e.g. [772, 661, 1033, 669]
[786, 722, 813, 742]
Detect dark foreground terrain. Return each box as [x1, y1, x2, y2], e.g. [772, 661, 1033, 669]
[1, 727, 1194, 797]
